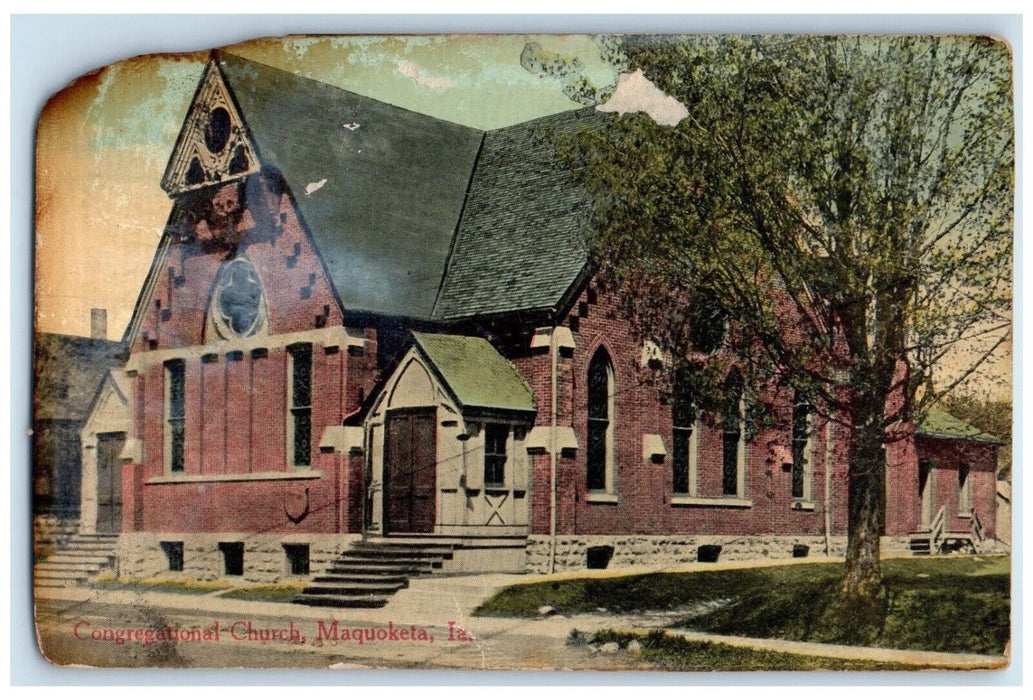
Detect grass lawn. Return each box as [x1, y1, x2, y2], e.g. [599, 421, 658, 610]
[218, 582, 307, 602]
[89, 577, 306, 602]
[89, 577, 231, 596]
[476, 556, 1009, 655]
[582, 629, 935, 671]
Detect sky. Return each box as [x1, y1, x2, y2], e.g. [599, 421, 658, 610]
[32, 32, 1013, 400]
[34, 34, 620, 343]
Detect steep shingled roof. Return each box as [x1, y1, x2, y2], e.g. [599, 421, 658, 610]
[217, 53, 484, 319]
[432, 108, 605, 320]
[413, 333, 536, 414]
[34, 334, 127, 422]
[917, 407, 1001, 444]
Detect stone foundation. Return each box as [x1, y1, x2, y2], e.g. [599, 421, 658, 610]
[526, 534, 849, 574]
[116, 532, 361, 582]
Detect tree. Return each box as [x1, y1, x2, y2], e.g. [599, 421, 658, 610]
[560, 35, 1013, 619]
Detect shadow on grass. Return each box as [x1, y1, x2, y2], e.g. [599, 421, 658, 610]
[583, 629, 930, 671]
[476, 556, 1009, 655]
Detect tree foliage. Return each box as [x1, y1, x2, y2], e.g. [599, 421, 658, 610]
[560, 35, 1013, 613]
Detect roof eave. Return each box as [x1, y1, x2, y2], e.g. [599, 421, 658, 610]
[916, 430, 1003, 446]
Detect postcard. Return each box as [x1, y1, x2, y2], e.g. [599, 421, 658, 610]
[32, 33, 1013, 671]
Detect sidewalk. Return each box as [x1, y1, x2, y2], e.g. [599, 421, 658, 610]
[35, 572, 1008, 671]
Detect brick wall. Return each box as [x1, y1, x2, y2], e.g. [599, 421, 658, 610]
[132, 175, 343, 354]
[914, 435, 998, 539]
[123, 173, 366, 536]
[520, 279, 852, 539]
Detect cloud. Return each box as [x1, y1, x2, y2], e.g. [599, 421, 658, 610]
[596, 69, 689, 127]
[396, 59, 457, 90]
[305, 179, 327, 195]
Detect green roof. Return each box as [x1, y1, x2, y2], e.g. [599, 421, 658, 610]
[413, 333, 536, 414]
[917, 408, 1000, 443]
[432, 108, 605, 320]
[146, 53, 608, 327]
[218, 53, 483, 319]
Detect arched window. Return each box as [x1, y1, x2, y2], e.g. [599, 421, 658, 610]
[791, 402, 815, 501]
[672, 370, 699, 496]
[722, 371, 746, 497]
[587, 347, 616, 493]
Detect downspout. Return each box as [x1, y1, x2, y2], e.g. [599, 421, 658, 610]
[549, 326, 559, 575]
[824, 414, 834, 556]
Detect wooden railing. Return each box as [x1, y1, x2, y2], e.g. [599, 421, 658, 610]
[972, 509, 984, 553]
[930, 505, 947, 554]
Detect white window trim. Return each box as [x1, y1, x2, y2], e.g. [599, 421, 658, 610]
[163, 359, 185, 474]
[737, 397, 747, 497]
[792, 407, 816, 505]
[587, 349, 617, 496]
[688, 417, 701, 497]
[604, 362, 616, 494]
[671, 496, 753, 508]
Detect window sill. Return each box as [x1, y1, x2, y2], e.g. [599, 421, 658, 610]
[147, 469, 324, 485]
[586, 493, 619, 504]
[957, 511, 973, 519]
[671, 496, 753, 508]
[791, 500, 817, 511]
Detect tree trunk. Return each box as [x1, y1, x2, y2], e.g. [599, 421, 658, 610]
[842, 408, 887, 622]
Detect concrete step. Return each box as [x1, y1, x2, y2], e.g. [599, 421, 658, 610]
[46, 552, 115, 564]
[337, 547, 454, 559]
[353, 541, 455, 552]
[292, 593, 389, 609]
[301, 581, 407, 596]
[313, 573, 410, 585]
[325, 561, 439, 574]
[35, 579, 79, 588]
[34, 563, 105, 575]
[62, 540, 118, 548]
[33, 569, 91, 580]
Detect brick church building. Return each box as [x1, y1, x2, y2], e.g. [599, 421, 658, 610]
[108, 52, 1000, 590]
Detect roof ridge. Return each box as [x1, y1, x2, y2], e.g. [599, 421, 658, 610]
[483, 104, 599, 135]
[216, 50, 488, 134]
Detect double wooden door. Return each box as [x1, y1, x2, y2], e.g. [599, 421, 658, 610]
[383, 408, 437, 534]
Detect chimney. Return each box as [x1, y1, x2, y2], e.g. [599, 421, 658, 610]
[90, 308, 107, 340]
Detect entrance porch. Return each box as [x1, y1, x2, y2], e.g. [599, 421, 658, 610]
[364, 333, 538, 539]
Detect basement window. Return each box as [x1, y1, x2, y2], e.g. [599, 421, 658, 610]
[283, 544, 310, 576]
[161, 541, 184, 572]
[586, 545, 614, 570]
[219, 542, 244, 576]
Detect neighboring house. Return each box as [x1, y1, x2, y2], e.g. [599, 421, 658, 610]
[111, 52, 1000, 582]
[79, 370, 132, 535]
[33, 331, 126, 520]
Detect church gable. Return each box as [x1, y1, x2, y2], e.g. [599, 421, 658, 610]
[128, 177, 344, 352]
[160, 58, 260, 197]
